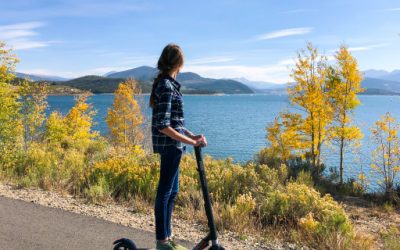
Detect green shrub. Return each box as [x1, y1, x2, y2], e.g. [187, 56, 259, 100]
[86, 151, 159, 202]
[381, 225, 400, 250]
[295, 170, 314, 187]
[59, 148, 87, 194]
[261, 183, 353, 248]
[16, 143, 90, 193]
[19, 145, 59, 189]
[84, 174, 110, 203]
[221, 193, 256, 234]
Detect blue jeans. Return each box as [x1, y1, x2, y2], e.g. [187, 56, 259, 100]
[155, 145, 183, 240]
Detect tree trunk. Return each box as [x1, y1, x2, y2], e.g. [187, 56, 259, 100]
[339, 136, 344, 185]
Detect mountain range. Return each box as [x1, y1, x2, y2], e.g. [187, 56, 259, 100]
[363, 69, 400, 82]
[15, 67, 400, 95]
[16, 72, 69, 82]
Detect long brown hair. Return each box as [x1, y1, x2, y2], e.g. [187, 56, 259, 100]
[149, 44, 184, 108]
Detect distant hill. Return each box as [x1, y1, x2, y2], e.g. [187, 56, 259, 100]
[107, 66, 254, 94]
[177, 72, 204, 82]
[16, 72, 69, 82]
[54, 73, 252, 94]
[239, 77, 400, 95]
[362, 88, 400, 95]
[233, 77, 286, 90]
[361, 77, 400, 93]
[17, 67, 400, 96]
[103, 71, 118, 77]
[58, 75, 152, 94]
[181, 79, 254, 94]
[108, 66, 158, 81]
[108, 66, 205, 83]
[11, 77, 86, 95]
[364, 69, 400, 82]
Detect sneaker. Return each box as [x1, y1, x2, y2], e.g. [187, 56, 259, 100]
[169, 240, 188, 250]
[156, 240, 175, 250]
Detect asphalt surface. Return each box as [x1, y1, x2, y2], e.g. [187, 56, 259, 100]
[0, 196, 193, 249]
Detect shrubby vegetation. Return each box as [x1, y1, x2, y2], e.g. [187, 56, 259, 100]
[0, 41, 398, 248]
[381, 225, 400, 250]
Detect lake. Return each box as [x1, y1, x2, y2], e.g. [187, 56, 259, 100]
[47, 94, 400, 190]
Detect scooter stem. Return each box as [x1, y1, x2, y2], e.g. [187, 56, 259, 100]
[193, 146, 222, 249]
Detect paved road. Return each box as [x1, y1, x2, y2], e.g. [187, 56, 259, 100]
[0, 196, 193, 249]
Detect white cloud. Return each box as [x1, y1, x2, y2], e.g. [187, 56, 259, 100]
[183, 54, 341, 83]
[187, 56, 235, 65]
[184, 64, 291, 83]
[0, 22, 44, 40]
[20, 67, 127, 78]
[0, 22, 44, 31]
[254, 27, 312, 41]
[382, 8, 400, 12]
[0, 21, 53, 50]
[20, 65, 145, 79]
[10, 40, 52, 50]
[19, 69, 72, 77]
[348, 43, 390, 52]
[278, 58, 296, 66]
[0, 2, 152, 19]
[0, 30, 37, 40]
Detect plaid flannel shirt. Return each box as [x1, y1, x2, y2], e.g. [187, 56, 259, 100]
[151, 76, 187, 154]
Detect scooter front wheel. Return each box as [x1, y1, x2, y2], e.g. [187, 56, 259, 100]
[113, 238, 137, 250]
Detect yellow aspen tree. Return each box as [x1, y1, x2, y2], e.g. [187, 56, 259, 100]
[64, 93, 98, 150]
[0, 83, 23, 169]
[106, 79, 144, 152]
[370, 113, 400, 199]
[260, 112, 307, 164]
[18, 80, 48, 150]
[0, 41, 22, 169]
[45, 111, 67, 146]
[45, 93, 97, 150]
[327, 45, 364, 185]
[289, 42, 333, 168]
[0, 41, 19, 83]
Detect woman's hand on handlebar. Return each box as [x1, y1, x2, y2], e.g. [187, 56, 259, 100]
[192, 134, 207, 147]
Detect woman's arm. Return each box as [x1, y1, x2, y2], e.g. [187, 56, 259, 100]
[183, 127, 208, 146]
[160, 127, 199, 146]
[183, 127, 195, 139]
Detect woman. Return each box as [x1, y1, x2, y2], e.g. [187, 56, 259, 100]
[150, 44, 207, 250]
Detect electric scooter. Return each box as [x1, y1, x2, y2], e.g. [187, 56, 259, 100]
[113, 146, 225, 250]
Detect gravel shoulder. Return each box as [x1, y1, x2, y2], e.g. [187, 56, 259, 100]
[2, 182, 398, 249]
[0, 182, 286, 250]
[0, 196, 185, 249]
[338, 195, 400, 249]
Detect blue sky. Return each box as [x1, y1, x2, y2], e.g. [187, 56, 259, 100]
[1, 0, 399, 83]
